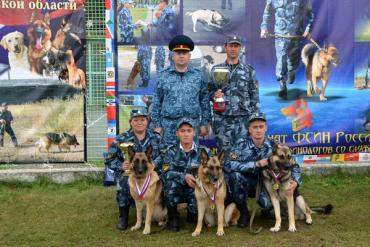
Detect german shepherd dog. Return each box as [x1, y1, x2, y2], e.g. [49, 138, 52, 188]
[126, 61, 141, 89]
[27, 12, 52, 74]
[127, 146, 167, 235]
[36, 132, 80, 153]
[301, 43, 341, 101]
[262, 144, 332, 232]
[192, 150, 239, 237]
[51, 20, 86, 89]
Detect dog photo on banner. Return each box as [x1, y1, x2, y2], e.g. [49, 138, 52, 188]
[0, 1, 86, 163]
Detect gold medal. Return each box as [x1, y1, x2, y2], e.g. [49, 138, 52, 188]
[273, 183, 280, 190]
[210, 204, 216, 211]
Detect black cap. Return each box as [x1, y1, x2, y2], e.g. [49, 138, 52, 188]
[169, 35, 194, 52]
[225, 35, 242, 45]
[248, 112, 266, 124]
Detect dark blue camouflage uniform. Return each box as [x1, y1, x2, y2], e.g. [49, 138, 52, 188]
[151, 65, 211, 145]
[225, 136, 302, 209]
[0, 109, 18, 147]
[137, 46, 152, 86]
[261, 0, 314, 82]
[119, 5, 136, 44]
[104, 129, 163, 207]
[151, 5, 177, 42]
[161, 143, 209, 214]
[210, 62, 260, 154]
[154, 46, 166, 74]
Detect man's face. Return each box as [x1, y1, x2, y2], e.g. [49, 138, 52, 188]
[124, 2, 131, 9]
[173, 51, 191, 67]
[225, 43, 241, 60]
[2, 106, 7, 111]
[159, 1, 166, 10]
[176, 124, 195, 145]
[130, 116, 148, 133]
[248, 120, 267, 141]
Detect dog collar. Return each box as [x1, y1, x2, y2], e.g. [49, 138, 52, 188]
[135, 174, 151, 200]
[199, 180, 221, 205]
[267, 168, 287, 183]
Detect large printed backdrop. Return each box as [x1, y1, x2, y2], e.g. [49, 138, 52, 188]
[0, 1, 85, 163]
[112, 0, 369, 160]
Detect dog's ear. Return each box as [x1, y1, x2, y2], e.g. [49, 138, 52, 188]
[61, 18, 67, 28]
[217, 150, 225, 166]
[44, 13, 51, 26]
[0, 35, 8, 50]
[127, 145, 136, 161]
[145, 145, 153, 159]
[272, 141, 278, 154]
[200, 148, 209, 165]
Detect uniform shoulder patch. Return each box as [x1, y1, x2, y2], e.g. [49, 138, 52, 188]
[162, 163, 170, 172]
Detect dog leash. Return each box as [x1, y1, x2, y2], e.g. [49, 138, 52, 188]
[249, 173, 263, 234]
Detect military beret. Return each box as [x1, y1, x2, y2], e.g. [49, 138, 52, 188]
[248, 112, 266, 124]
[168, 35, 194, 52]
[225, 35, 242, 45]
[130, 108, 148, 118]
[176, 117, 196, 129]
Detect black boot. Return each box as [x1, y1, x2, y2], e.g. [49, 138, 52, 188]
[167, 206, 179, 231]
[186, 211, 197, 223]
[278, 80, 288, 100]
[287, 73, 295, 84]
[116, 206, 129, 230]
[236, 203, 250, 228]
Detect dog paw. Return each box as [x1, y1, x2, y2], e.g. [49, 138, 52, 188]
[216, 230, 225, 236]
[130, 225, 140, 231]
[191, 231, 201, 237]
[270, 225, 281, 232]
[143, 228, 151, 235]
[306, 218, 313, 225]
[288, 225, 297, 232]
[158, 221, 165, 226]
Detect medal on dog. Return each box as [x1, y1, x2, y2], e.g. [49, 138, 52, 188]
[273, 182, 280, 190]
[210, 204, 216, 211]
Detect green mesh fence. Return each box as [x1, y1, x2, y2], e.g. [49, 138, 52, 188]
[85, 0, 107, 161]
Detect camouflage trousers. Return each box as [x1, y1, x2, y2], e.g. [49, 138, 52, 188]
[226, 171, 272, 209]
[275, 38, 302, 82]
[163, 174, 197, 213]
[138, 57, 151, 84]
[161, 117, 199, 145]
[213, 114, 249, 155]
[115, 174, 133, 208]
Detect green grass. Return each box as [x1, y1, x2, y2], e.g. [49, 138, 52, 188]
[1, 173, 370, 247]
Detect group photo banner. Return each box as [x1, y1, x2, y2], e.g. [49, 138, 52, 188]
[111, 0, 369, 159]
[0, 0, 86, 163]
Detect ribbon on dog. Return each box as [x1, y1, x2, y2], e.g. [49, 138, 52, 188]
[200, 180, 222, 208]
[135, 174, 152, 200]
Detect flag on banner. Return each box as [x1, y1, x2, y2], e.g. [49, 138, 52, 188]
[359, 153, 370, 162]
[344, 153, 359, 162]
[331, 154, 345, 162]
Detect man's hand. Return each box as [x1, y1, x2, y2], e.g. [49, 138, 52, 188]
[199, 126, 209, 137]
[122, 160, 131, 172]
[256, 158, 268, 168]
[303, 31, 311, 39]
[260, 29, 269, 39]
[154, 127, 163, 135]
[185, 174, 196, 188]
[285, 180, 298, 197]
[213, 89, 224, 99]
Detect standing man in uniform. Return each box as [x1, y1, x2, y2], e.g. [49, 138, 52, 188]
[104, 109, 163, 230]
[221, 0, 232, 10]
[210, 35, 260, 155]
[118, 0, 138, 45]
[0, 103, 18, 147]
[161, 118, 209, 231]
[137, 45, 152, 87]
[151, 35, 211, 145]
[225, 112, 302, 228]
[154, 46, 166, 74]
[149, 0, 177, 43]
[260, 0, 314, 100]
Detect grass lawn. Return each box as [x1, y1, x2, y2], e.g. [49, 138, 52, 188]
[1, 173, 369, 247]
